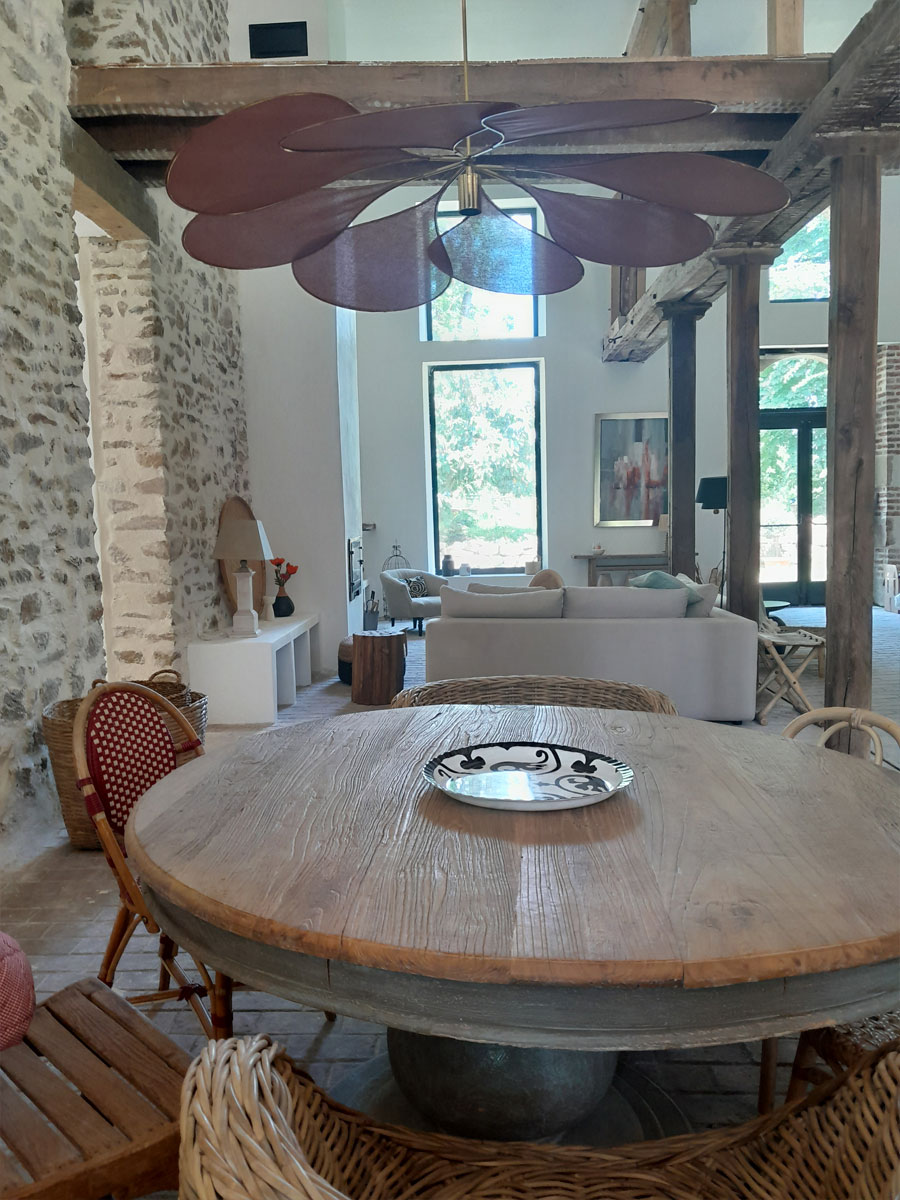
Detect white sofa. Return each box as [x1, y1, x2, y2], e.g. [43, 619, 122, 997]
[425, 586, 758, 721]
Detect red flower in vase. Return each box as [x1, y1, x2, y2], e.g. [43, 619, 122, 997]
[270, 559, 298, 587]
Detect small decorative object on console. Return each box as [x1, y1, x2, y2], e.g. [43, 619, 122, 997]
[270, 558, 298, 618]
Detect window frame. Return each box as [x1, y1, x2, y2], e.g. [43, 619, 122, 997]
[423, 205, 541, 342]
[427, 359, 544, 575]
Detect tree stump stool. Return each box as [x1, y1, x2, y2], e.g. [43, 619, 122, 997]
[351, 630, 407, 705]
[338, 636, 354, 685]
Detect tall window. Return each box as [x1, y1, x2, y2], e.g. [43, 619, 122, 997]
[428, 362, 542, 572]
[768, 210, 830, 302]
[759, 352, 827, 605]
[424, 207, 540, 341]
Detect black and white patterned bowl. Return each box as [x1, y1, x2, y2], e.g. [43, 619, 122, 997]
[423, 742, 634, 811]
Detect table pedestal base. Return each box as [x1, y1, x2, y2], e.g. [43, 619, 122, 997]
[332, 1032, 690, 1146]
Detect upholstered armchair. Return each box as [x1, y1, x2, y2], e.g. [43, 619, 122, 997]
[380, 568, 443, 634]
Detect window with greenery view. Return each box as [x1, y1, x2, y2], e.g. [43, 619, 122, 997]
[428, 362, 541, 572]
[425, 208, 540, 341]
[759, 353, 827, 598]
[768, 210, 830, 302]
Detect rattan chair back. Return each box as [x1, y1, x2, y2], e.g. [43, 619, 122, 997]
[391, 675, 677, 715]
[782, 705, 900, 767]
[179, 1036, 900, 1200]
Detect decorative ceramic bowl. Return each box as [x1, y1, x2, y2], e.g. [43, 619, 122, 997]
[423, 742, 633, 811]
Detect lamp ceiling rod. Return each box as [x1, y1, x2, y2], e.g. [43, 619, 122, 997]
[461, 0, 470, 103]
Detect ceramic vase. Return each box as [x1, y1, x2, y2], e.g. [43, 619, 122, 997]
[273, 587, 294, 618]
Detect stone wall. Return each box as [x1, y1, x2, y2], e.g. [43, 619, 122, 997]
[875, 343, 900, 602]
[0, 1, 105, 831]
[81, 198, 250, 676]
[66, 0, 229, 64]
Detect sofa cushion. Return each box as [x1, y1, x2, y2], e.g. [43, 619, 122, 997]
[629, 570, 684, 591]
[563, 586, 688, 619]
[440, 586, 564, 618]
[675, 575, 719, 617]
[466, 581, 529, 595]
[405, 574, 429, 598]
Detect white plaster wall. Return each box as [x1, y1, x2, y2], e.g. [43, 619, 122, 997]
[240, 266, 349, 673]
[229, 0, 331, 59]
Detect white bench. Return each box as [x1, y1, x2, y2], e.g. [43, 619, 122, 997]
[187, 615, 319, 724]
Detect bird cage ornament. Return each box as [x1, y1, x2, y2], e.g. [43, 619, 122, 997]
[381, 543, 411, 622]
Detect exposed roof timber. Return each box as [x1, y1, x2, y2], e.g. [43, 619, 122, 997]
[603, 0, 900, 363]
[767, 0, 804, 57]
[69, 55, 829, 119]
[61, 116, 159, 241]
[626, 0, 697, 58]
[82, 111, 797, 168]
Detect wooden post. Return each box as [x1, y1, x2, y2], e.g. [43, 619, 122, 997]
[352, 630, 407, 705]
[714, 246, 782, 623]
[660, 300, 710, 578]
[767, 0, 804, 57]
[824, 148, 881, 754]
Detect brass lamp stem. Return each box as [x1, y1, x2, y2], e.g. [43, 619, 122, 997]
[457, 163, 481, 215]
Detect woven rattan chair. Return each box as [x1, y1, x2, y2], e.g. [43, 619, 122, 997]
[179, 1035, 900, 1200]
[771, 707, 900, 1107]
[391, 675, 677, 714]
[72, 682, 230, 1039]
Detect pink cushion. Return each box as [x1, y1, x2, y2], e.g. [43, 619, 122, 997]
[0, 931, 35, 1050]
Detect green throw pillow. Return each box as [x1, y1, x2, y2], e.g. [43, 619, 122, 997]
[631, 570, 708, 611]
[629, 570, 684, 591]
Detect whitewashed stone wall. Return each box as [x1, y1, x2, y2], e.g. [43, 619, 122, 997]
[66, 0, 230, 64]
[0, 1, 105, 830]
[81, 201, 250, 675]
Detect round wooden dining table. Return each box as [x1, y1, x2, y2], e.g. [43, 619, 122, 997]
[127, 705, 899, 1138]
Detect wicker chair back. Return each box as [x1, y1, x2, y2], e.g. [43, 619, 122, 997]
[84, 689, 179, 837]
[391, 675, 677, 715]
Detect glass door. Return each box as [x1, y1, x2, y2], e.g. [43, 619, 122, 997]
[759, 353, 827, 606]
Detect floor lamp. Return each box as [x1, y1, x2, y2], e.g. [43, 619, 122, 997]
[695, 477, 728, 603]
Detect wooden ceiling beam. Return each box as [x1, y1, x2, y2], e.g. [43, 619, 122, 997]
[767, 0, 804, 57]
[69, 55, 828, 119]
[61, 117, 158, 242]
[82, 111, 797, 168]
[603, 0, 900, 362]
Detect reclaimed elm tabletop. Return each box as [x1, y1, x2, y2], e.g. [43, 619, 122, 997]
[126, 705, 900, 1138]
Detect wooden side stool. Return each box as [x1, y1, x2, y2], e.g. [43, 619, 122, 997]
[351, 630, 407, 705]
[0, 977, 188, 1199]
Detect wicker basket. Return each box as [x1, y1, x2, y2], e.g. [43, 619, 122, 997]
[43, 682, 209, 851]
[93, 668, 189, 706]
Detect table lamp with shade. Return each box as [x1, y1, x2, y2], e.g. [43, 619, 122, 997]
[213, 518, 273, 637]
[695, 476, 728, 601]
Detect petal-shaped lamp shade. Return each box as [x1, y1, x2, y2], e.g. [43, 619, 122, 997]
[483, 99, 715, 144]
[292, 192, 453, 311]
[167, 94, 414, 215]
[516, 183, 714, 267]
[182, 178, 405, 269]
[536, 152, 791, 216]
[282, 101, 518, 152]
[431, 191, 583, 295]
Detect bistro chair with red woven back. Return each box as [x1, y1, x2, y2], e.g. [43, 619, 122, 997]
[72, 681, 232, 1038]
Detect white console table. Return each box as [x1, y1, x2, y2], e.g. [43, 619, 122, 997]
[187, 615, 319, 725]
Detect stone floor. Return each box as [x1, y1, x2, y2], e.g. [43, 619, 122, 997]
[2, 604, 897, 1196]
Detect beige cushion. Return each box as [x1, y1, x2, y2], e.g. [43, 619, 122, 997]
[528, 569, 565, 589]
[563, 586, 688, 619]
[440, 586, 564, 618]
[675, 576, 719, 618]
[466, 581, 529, 595]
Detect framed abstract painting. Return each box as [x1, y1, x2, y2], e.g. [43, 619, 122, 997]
[593, 412, 668, 527]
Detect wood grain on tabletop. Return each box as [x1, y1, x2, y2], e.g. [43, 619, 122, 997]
[126, 706, 900, 990]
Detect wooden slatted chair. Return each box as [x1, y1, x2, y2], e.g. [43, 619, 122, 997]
[391, 675, 677, 714]
[72, 682, 230, 1039]
[0, 977, 188, 1199]
[178, 1035, 900, 1200]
